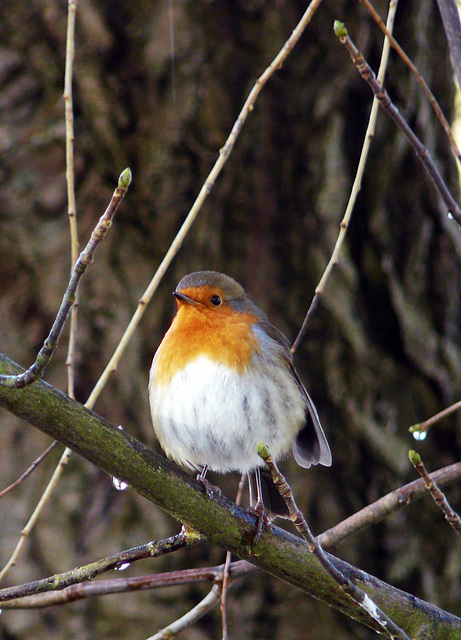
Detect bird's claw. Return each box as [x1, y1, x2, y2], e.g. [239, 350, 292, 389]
[197, 473, 222, 497]
[250, 500, 271, 543]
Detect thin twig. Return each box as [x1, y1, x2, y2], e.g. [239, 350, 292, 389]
[360, 0, 461, 164]
[0, 441, 58, 499]
[318, 461, 461, 549]
[64, 0, 78, 245]
[0, 168, 131, 390]
[1, 562, 254, 610]
[334, 21, 461, 224]
[0, 532, 194, 603]
[63, 0, 79, 400]
[292, 0, 398, 353]
[258, 444, 411, 640]
[409, 451, 461, 536]
[85, 0, 325, 409]
[221, 473, 246, 640]
[409, 398, 461, 436]
[61, 3, 80, 583]
[146, 584, 223, 640]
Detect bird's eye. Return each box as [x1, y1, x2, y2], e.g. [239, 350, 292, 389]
[210, 295, 222, 306]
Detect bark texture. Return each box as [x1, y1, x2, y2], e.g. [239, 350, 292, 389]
[0, 0, 460, 638]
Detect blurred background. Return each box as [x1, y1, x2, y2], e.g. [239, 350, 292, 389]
[0, 0, 460, 638]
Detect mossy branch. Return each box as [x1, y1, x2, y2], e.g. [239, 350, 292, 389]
[0, 353, 460, 637]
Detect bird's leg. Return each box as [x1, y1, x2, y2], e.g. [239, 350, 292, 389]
[251, 469, 270, 542]
[196, 464, 222, 496]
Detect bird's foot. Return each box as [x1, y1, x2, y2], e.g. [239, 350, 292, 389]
[196, 472, 222, 497]
[250, 500, 271, 543]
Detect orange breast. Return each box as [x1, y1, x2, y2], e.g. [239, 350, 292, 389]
[153, 305, 260, 386]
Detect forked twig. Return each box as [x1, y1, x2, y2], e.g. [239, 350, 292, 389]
[292, 0, 398, 353]
[0, 168, 131, 390]
[360, 0, 461, 164]
[0, 169, 131, 583]
[258, 444, 411, 640]
[334, 21, 461, 224]
[409, 450, 461, 536]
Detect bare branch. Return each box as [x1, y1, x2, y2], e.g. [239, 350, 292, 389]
[292, 0, 398, 353]
[0, 354, 460, 637]
[63, 0, 79, 400]
[409, 451, 461, 536]
[360, 0, 461, 164]
[0, 441, 58, 499]
[334, 21, 461, 224]
[0, 168, 132, 390]
[0, 533, 194, 604]
[258, 444, 411, 640]
[1, 562, 254, 610]
[4, 462, 461, 609]
[318, 461, 461, 549]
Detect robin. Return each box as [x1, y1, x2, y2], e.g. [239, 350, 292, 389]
[148, 271, 331, 519]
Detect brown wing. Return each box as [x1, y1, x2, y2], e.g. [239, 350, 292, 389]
[288, 361, 332, 468]
[257, 321, 332, 469]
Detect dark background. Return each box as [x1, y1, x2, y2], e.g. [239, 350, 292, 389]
[0, 0, 460, 638]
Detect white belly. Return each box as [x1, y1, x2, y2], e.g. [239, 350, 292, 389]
[149, 355, 305, 473]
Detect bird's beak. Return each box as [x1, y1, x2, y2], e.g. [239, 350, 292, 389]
[173, 291, 199, 307]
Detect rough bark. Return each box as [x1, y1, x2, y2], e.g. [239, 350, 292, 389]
[0, 0, 460, 638]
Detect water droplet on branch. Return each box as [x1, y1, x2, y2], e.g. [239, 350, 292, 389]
[112, 477, 128, 491]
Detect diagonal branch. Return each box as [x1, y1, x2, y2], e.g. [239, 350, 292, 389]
[292, 0, 398, 353]
[360, 0, 461, 164]
[3, 461, 461, 609]
[318, 461, 461, 549]
[0, 353, 459, 637]
[258, 444, 410, 640]
[146, 584, 223, 640]
[409, 450, 461, 536]
[334, 21, 461, 224]
[85, 0, 325, 409]
[0, 441, 58, 498]
[0, 168, 131, 390]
